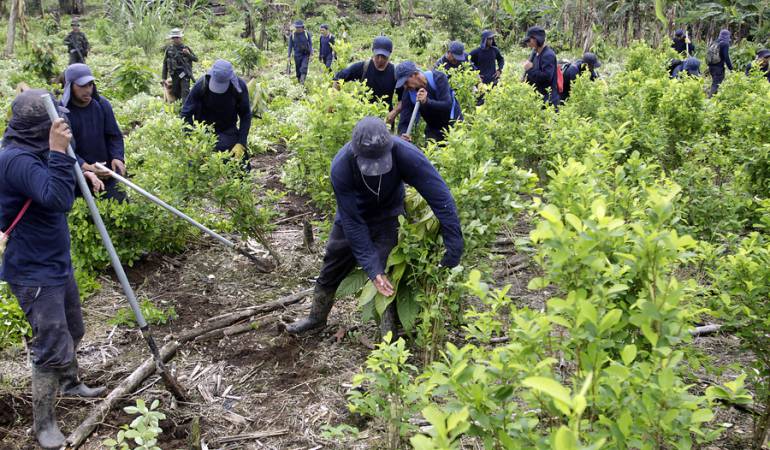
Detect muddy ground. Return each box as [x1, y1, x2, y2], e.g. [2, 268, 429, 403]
[0, 150, 760, 450]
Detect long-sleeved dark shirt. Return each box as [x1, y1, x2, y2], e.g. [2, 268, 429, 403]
[433, 55, 477, 75]
[0, 146, 76, 286]
[710, 41, 733, 70]
[66, 93, 125, 168]
[561, 60, 598, 102]
[525, 46, 560, 106]
[671, 39, 695, 56]
[330, 138, 463, 279]
[319, 34, 335, 59]
[398, 71, 461, 135]
[745, 62, 770, 82]
[288, 31, 313, 58]
[181, 76, 251, 151]
[334, 60, 400, 108]
[469, 46, 504, 84]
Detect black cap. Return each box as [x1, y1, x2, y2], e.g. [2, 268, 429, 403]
[351, 117, 394, 176]
[757, 49, 770, 59]
[522, 26, 546, 47]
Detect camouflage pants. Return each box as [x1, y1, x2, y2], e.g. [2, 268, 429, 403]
[68, 52, 85, 65]
[171, 75, 191, 103]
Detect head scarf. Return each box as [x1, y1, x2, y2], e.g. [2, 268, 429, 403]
[2, 89, 66, 155]
[718, 29, 731, 45]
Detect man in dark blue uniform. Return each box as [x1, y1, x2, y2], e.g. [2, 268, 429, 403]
[395, 61, 463, 142]
[288, 20, 312, 84]
[522, 26, 560, 107]
[434, 41, 477, 75]
[319, 24, 336, 71]
[745, 48, 770, 82]
[62, 63, 126, 201]
[334, 36, 401, 125]
[285, 117, 463, 336]
[181, 59, 252, 159]
[470, 30, 504, 85]
[1, 90, 105, 450]
[561, 52, 601, 102]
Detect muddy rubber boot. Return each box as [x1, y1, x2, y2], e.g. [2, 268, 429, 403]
[285, 287, 335, 334]
[299, 73, 307, 84]
[379, 302, 398, 340]
[32, 366, 65, 450]
[60, 359, 106, 398]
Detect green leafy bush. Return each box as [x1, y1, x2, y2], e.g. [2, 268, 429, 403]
[22, 40, 59, 82]
[103, 399, 165, 450]
[109, 299, 177, 327]
[108, 61, 155, 100]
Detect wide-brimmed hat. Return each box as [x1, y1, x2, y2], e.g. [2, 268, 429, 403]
[351, 117, 394, 177]
[167, 28, 183, 38]
[522, 26, 546, 46]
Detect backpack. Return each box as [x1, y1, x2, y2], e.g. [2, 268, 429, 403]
[706, 42, 721, 65]
[556, 64, 564, 94]
[293, 31, 311, 55]
[408, 71, 459, 120]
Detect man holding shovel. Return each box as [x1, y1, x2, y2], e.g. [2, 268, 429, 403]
[285, 116, 463, 337]
[395, 60, 463, 143]
[62, 63, 126, 201]
[0, 90, 105, 450]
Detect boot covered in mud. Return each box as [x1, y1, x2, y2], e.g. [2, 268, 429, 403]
[379, 301, 398, 340]
[32, 366, 65, 449]
[285, 286, 336, 334]
[60, 359, 105, 398]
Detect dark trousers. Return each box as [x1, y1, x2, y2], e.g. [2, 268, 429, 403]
[68, 52, 85, 65]
[78, 176, 127, 203]
[316, 218, 400, 292]
[709, 64, 725, 97]
[294, 55, 310, 82]
[172, 74, 191, 103]
[9, 275, 84, 369]
[321, 53, 334, 70]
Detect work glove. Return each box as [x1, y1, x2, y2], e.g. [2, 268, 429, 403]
[231, 143, 247, 160]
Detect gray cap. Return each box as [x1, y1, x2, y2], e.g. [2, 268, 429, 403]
[582, 52, 601, 68]
[208, 59, 239, 94]
[351, 117, 394, 176]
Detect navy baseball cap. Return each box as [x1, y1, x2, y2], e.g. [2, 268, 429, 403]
[757, 49, 770, 59]
[294, 20, 304, 28]
[582, 52, 602, 68]
[351, 117, 394, 176]
[394, 61, 419, 89]
[372, 36, 393, 58]
[675, 29, 685, 37]
[449, 41, 466, 61]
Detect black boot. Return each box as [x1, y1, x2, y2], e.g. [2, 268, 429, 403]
[379, 302, 398, 340]
[32, 366, 65, 449]
[60, 359, 105, 398]
[285, 287, 335, 334]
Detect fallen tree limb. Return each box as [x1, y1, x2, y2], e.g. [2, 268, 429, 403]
[65, 340, 180, 449]
[689, 324, 721, 337]
[65, 288, 312, 449]
[214, 429, 288, 445]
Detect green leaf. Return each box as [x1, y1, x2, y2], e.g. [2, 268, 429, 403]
[396, 292, 419, 331]
[527, 277, 549, 290]
[358, 281, 377, 307]
[599, 309, 622, 333]
[539, 204, 561, 223]
[691, 408, 714, 424]
[641, 323, 659, 347]
[522, 376, 572, 414]
[336, 270, 368, 297]
[554, 426, 578, 450]
[621, 345, 637, 366]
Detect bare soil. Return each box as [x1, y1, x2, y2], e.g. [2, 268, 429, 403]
[0, 150, 760, 449]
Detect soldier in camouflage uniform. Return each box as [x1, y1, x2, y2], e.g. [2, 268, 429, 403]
[162, 28, 198, 103]
[64, 20, 89, 65]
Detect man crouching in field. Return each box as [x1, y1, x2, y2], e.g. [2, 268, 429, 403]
[0, 90, 105, 449]
[285, 116, 464, 337]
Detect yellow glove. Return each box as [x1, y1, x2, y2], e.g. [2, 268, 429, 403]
[231, 143, 246, 159]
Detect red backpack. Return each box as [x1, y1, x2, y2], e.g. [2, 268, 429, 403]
[556, 64, 564, 94]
